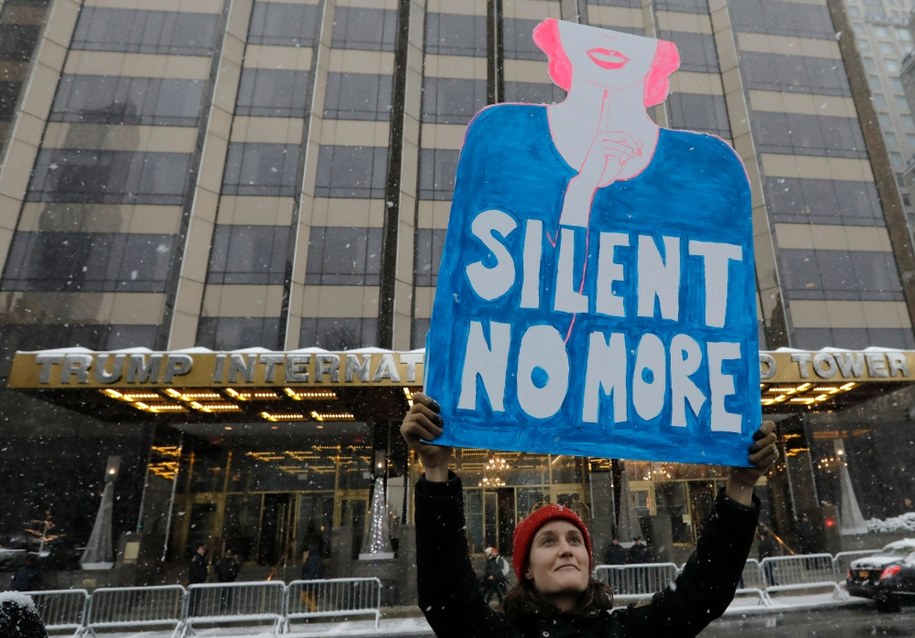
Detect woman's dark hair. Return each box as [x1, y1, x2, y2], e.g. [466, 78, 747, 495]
[502, 577, 614, 620]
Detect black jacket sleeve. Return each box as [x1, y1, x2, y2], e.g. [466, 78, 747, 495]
[415, 473, 517, 638]
[619, 488, 759, 638]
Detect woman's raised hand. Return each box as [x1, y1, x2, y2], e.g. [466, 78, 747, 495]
[400, 393, 453, 481]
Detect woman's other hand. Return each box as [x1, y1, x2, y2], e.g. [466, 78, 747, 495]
[400, 393, 453, 481]
[725, 420, 779, 506]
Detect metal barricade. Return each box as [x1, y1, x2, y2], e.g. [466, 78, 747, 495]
[29, 589, 89, 636]
[593, 563, 680, 602]
[285, 577, 382, 629]
[761, 554, 848, 600]
[834, 550, 880, 582]
[184, 580, 286, 635]
[85, 585, 185, 637]
[740, 559, 766, 590]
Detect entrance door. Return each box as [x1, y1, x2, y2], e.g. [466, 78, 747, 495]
[259, 493, 294, 567]
[297, 494, 334, 557]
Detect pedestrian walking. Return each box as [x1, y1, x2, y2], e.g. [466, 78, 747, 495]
[401, 392, 780, 637]
[481, 547, 509, 606]
[300, 545, 324, 612]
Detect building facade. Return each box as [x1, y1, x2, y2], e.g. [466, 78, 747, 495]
[0, 0, 914, 590]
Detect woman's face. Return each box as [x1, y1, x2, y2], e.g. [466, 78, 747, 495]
[524, 520, 590, 598]
[558, 21, 657, 89]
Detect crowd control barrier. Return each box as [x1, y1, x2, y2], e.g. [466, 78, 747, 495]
[285, 577, 382, 629]
[84, 585, 185, 637]
[760, 553, 848, 600]
[30, 589, 89, 637]
[184, 581, 286, 635]
[22, 553, 877, 634]
[593, 563, 680, 603]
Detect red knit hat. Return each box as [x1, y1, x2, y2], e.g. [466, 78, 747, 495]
[512, 504, 593, 581]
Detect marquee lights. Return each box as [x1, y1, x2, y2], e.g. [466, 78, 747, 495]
[261, 411, 306, 422]
[284, 388, 338, 400]
[310, 410, 355, 422]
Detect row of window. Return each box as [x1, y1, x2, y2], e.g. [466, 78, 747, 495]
[196, 316, 378, 351]
[753, 112, 867, 159]
[779, 248, 904, 301]
[729, 0, 837, 40]
[764, 176, 883, 226]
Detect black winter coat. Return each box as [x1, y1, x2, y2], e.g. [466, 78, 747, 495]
[188, 553, 208, 585]
[416, 473, 759, 638]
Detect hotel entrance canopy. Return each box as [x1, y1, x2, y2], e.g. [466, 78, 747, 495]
[7, 347, 915, 426]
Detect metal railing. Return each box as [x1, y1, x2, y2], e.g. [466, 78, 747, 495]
[285, 577, 382, 629]
[760, 553, 848, 600]
[184, 581, 286, 635]
[20, 553, 879, 634]
[85, 585, 185, 637]
[29, 589, 89, 637]
[593, 562, 680, 602]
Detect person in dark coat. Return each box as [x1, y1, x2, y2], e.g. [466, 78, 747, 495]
[0, 593, 48, 638]
[187, 543, 209, 616]
[626, 537, 653, 564]
[300, 545, 325, 612]
[214, 549, 241, 610]
[10, 555, 41, 592]
[757, 528, 779, 586]
[401, 393, 779, 638]
[602, 538, 627, 565]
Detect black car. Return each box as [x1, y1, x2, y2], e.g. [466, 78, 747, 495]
[846, 539, 915, 612]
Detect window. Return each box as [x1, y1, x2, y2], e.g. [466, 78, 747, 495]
[331, 7, 397, 52]
[236, 68, 310, 118]
[299, 318, 378, 350]
[207, 225, 291, 285]
[414, 228, 445, 286]
[418, 148, 459, 200]
[903, 115, 915, 129]
[661, 31, 718, 73]
[753, 112, 865, 159]
[764, 176, 882, 225]
[222, 143, 300, 197]
[873, 94, 887, 109]
[905, 133, 915, 148]
[654, 0, 709, 13]
[890, 152, 903, 170]
[890, 78, 904, 93]
[879, 42, 896, 56]
[667, 93, 730, 138]
[503, 18, 545, 61]
[28, 149, 191, 204]
[305, 226, 382, 285]
[422, 77, 487, 124]
[197, 317, 281, 350]
[425, 12, 487, 57]
[885, 59, 900, 74]
[71, 8, 218, 55]
[2, 231, 175, 292]
[885, 131, 898, 148]
[863, 57, 877, 72]
[51, 75, 205, 125]
[324, 72, 393, 120]
[879, 112, 893, 128]
[248, 2, 318, 47]
[314, 145, 388, 198]
[729, 0, 835, 39]
[740, 52, 851, 96]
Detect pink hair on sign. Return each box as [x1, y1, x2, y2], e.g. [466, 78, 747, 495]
[532, 18, 680, 107]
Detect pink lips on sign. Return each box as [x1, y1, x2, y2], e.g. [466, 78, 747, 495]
[586, 48, 629, 70]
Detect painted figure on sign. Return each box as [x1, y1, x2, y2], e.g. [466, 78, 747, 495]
[425, 18, 758, 466]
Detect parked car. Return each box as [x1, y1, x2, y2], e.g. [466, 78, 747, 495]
[846, 538, 915, 612]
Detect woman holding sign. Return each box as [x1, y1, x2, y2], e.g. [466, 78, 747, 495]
[401, 393, 778, 638]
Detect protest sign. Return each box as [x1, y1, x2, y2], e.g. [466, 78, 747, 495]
[423, 19, 760, 466]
